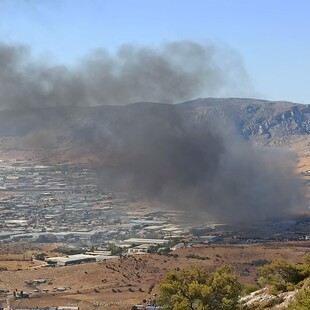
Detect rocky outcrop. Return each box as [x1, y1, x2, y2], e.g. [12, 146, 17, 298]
[180, 98, 310, 145]
[0, 98, 309, 153]
[239, 288, 296, 309]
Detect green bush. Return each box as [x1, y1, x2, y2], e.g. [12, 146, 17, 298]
[287, 287, 310, 309]
[186, 254, 210, 260]
[52, 246, 83, 255]
[158, 264, 242, 310]
[258, 259, 305, 293]
[250, 259, 270, 267]
[241, 284, 260, 296]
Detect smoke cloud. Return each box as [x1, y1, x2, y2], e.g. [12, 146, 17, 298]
[95, 103, 305, 224]
[0, 41, 304, 224]
[0, 41, 252, 109]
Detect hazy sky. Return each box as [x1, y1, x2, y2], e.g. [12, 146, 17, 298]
[0, 0, 309, 103]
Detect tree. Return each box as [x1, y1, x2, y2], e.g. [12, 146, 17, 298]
[287, 287, 310, 310]
[157, 264, 242, 310]
[107, 243, 125, 257]
[300, 255, 310, 278]
[258, 259, 305, 293]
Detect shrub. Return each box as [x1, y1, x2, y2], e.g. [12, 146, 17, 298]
[258, 259, 305, 293]
[250, 259, 270, 267]
[158, 264, 242, 310]
[186, 254, 210, 260]
[287, 287, 310, 309]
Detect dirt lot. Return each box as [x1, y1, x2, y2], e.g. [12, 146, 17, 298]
[0, 242, 309, 310]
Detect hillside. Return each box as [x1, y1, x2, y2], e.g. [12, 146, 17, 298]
[1, 242, 309, 310]
[180, 98, 310, 142]
[180, 98, 310, 174]
[0, 97, 309, 144]
[0, 97, 309, 169]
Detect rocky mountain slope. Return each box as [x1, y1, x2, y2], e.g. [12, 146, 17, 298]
[0, 98, 309, 162]
[180, 98, 310, 143]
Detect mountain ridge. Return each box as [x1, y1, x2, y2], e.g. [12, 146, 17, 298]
[0, 98, 309, 162]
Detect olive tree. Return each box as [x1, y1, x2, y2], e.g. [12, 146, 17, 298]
[157, 264, 242, 310]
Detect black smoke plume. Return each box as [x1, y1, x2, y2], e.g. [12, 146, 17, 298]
[95, 103, 305, 224]
[0, 41, 304, 224]
[0, 41, 251, 109]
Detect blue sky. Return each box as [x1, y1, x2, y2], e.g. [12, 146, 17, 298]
[0, 0, 309, 103]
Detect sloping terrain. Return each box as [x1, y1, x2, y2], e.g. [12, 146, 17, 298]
[0, 98, 308, 172]
[180, 98, 310, 142]
[1, 242, 309, 310]
[0, 98, 309, 148]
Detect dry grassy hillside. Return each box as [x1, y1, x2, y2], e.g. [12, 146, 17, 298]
[0, 242, 310, 310]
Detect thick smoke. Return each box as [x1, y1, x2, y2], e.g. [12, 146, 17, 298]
[96, 103, 305, 224]
[0, 41, 251, 109]
[0, 41, 304, 224]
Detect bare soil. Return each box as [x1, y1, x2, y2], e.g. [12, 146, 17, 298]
[0, 242, 309, 309]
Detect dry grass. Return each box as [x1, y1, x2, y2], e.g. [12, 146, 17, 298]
[0, 242, 309, 309]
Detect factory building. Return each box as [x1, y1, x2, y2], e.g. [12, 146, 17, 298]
[46, 254, 96, 266]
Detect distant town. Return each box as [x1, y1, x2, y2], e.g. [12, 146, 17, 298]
[0, 158, 309, 259]
[0, 159, 309, 310]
